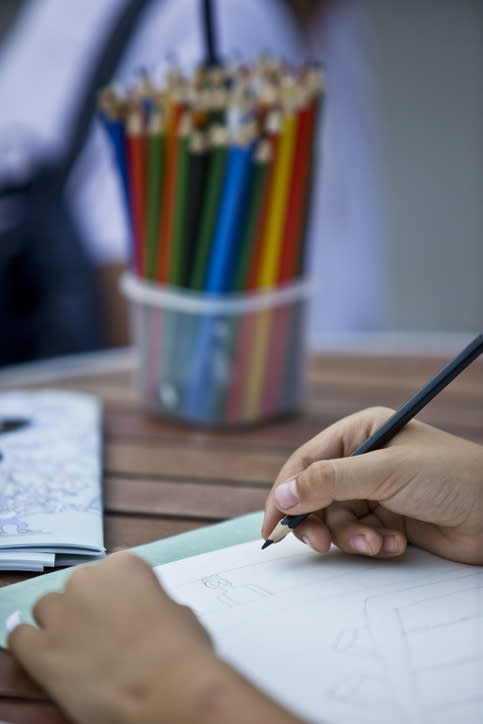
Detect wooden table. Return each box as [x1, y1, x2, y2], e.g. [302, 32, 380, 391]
[0, 342, 482, 723]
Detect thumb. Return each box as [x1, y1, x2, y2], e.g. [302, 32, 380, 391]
[273, 448, 404, 514]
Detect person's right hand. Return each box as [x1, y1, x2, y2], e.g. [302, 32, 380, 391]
[262, 407, 483, 565]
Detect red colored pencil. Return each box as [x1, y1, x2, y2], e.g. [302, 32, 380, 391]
[125, 105, 146, 276]
[276, 99, 312, 282]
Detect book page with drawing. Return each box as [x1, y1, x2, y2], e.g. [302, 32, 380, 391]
[154, 535, 482, 724]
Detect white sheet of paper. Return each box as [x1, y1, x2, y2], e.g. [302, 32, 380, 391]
[154, 536, 483, 724]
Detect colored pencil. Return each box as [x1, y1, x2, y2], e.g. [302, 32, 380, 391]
[182, 123, 256, 421]
[156, 99, 183, 283]
[169, 112, 192, 285]
[183, 130, 208, 286]
[246, 111, 281, 290]
[275, 80, 323, 414]
[145, 108, 165, 279]
[97, 90, 133, 263]
[125, 104, 147, 276]
[260, 90, 310, 416]
[277, 94, 312, 282]
[256, 95, 298, 289]
[226, 113, 279, 422]
[204, 122, 256, 293]
[189, 125, 229, 290]
[231, 139, 272, 291]
[212, 138, 271, 420]
[242, 96, 298, 420]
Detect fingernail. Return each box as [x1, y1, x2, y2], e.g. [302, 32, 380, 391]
[5, 610, 22, 633]
[382, 535, 399, 553]
[274, 478, 299, 510]
[349, 535, 371, 554]
[302, 536, 316, 552]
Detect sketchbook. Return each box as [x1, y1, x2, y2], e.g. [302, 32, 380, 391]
[155, 537, 483, 724]
[0, 514, 481, 723]
[0, 389, 104, 571]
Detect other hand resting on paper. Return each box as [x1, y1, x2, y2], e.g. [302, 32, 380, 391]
[8, 552, 304, 724]
[263, 406, 483, 565]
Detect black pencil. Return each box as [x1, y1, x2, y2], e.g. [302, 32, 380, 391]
[182, 130, 208, 286]
[262, 331, 483, 549]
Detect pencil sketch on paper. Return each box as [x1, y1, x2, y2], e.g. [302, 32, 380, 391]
[157, 539, 483, 724]
[327, 672, 387, 707]
[363, 569, 483, 722]
[201, 574, 272, 608]
[331, 625, 376, 658]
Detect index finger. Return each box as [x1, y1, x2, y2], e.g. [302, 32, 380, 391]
[262, 407, 394, 538]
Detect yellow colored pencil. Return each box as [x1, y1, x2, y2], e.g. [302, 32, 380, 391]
[243, 89, 299, 420]
[256, 105, 298, 289]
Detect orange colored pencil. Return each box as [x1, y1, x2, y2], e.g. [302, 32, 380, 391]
[155, 98, 183, 283]
[276, 96, 312, 282]
[295, 67, 323, 274]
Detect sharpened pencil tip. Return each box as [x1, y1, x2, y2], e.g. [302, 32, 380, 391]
[261, 539, 273, 550]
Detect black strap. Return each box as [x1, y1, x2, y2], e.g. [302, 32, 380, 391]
[59, 0, 153, 182]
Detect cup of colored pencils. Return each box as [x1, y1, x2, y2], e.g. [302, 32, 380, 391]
[98, 58, 323, 426]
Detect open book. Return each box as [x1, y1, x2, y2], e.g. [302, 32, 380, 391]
[0, 389, 104, 571]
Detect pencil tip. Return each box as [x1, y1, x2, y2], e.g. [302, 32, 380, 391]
[261, 539, 273, 550]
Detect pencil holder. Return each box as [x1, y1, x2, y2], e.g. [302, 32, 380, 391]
[120, 272, 313, 427]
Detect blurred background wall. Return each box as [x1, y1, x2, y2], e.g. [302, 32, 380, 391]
[0, 0, 481, 362]
[368, 0, 482, 334]
[305, 0, 483, 341]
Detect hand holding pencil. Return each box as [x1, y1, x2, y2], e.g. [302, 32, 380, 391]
[262, 331, 483, 562]
[262, 404, 483, 565]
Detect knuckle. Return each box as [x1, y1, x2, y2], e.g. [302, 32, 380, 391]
[367, 406, 395, 422]
[32, 591, 62, 623]
[109, 551, 141, 571]
[65, 563, 93, 592]
[298, 459, 337, 505]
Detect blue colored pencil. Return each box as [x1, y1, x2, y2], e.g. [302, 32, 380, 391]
[182, 125, 256, 422]
[204, 129, 256, 292]
[98, 90, 133, 262]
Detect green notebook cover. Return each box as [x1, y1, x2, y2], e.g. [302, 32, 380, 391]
[0, 511, 263, 648]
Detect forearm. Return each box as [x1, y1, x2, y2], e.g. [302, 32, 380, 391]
[131, 651, 304, 724]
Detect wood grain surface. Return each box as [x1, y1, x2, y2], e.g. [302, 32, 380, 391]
[0, 349, 481, 722]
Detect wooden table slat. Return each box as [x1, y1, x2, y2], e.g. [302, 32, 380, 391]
[103, 514, 210, 552]
[104, 441, 287, 484]
[104, 476, 267, 519]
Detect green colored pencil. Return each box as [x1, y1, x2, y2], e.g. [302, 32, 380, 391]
[169, 113, 192, 286]
[189, 124, 229, 291]
[146, 109, 165, 279]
